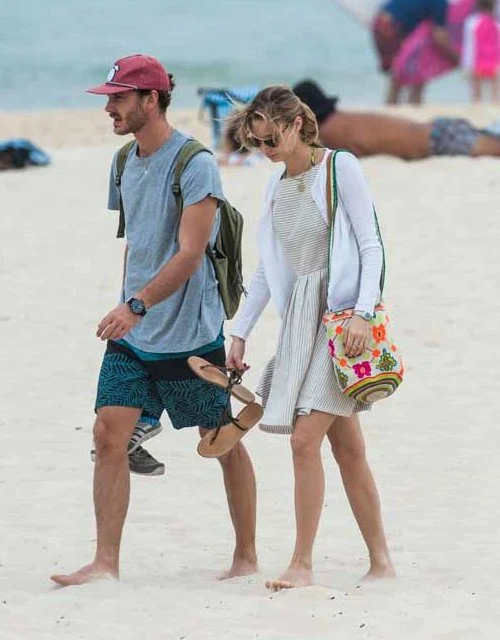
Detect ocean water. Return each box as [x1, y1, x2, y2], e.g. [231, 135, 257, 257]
[0, 0, 470, 112]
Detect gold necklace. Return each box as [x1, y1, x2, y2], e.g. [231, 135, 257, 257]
[288, 147, 316, 193]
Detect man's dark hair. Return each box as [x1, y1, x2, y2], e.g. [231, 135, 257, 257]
[137, 74, 176, 113]
[477, 0, 495, 11]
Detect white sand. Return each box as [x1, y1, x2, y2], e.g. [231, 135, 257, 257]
[1, 106, 499, 639]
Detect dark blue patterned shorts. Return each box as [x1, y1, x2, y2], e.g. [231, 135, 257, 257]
[95, 341, 230, 430]
[430, 118, 480, 156]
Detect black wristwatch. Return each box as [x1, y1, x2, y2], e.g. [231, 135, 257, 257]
[126, 297, 147, 317]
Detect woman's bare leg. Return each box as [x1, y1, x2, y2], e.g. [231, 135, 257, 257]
[266, 410, 335, 592]
[490, 76, 499, 103]
[328, 415, 395, 579]
[471, 76, 482, 103]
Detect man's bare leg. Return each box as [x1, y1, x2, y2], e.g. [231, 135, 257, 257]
[266, 411, 334, 592]
[327, 415, 395, 580]
[199, 428, 258, 579]
[408, 83, 425, 105]
[51, 406, 140, 586]
[386, 76, 402, 105]
[471, 134, 500, 157]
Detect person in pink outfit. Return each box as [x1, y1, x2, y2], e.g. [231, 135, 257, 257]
[462, 0, 500, 101]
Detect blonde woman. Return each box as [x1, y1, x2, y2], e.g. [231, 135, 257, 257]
[227, 86, 395, 591]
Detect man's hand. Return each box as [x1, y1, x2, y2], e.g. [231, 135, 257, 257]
[432, 27, 460, 64]
[97, 303, 142, 341]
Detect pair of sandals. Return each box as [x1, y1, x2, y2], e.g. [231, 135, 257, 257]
[187, 356, 263, 458]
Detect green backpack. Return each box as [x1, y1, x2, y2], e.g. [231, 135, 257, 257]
[114, 138, 245, 319]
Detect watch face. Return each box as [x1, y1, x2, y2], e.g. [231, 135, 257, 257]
[128, 297, 146, 315]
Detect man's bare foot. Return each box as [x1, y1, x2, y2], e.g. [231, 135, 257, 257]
[50, 562, 118, 587]
[218, 558, 258, 580]
[363, 561, 396, 581]
[265, 566, 314, 592]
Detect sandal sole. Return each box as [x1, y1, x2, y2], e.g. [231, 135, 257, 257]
[187, 356, 255, 404]
[197, 402, 263, 458]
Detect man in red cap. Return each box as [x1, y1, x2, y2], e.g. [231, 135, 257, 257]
[51, 54, 258, 586]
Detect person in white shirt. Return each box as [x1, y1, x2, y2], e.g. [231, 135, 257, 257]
[226, 85, 395, 591]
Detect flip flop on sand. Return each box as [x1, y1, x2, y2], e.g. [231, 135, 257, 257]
[197, 402, 263, 458]
[187, 356, 255, 404]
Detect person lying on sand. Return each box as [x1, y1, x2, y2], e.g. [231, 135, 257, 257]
[293, 79, 500, 160]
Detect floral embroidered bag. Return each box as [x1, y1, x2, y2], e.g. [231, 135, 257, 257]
[322, 151, 404, 404]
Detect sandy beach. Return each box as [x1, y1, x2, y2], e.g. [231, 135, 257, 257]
[1, 104, 500, 639]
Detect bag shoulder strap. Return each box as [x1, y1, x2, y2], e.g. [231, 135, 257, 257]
[171, 139, 211, 216]
[114, 140, 135, 239]
[327, 149, 386, 295]
[326, 149, 348, 278]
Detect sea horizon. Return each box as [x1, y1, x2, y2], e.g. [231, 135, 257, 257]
[1, 0, 473, 113]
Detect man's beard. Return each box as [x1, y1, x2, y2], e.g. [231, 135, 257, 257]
[118, 106, 149, 135]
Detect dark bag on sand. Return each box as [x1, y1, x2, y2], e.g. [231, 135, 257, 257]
[114, 139, 245, 320]
[0, 138, 51, 170]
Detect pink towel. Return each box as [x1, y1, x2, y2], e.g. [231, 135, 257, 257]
[392, 0, 475, 87]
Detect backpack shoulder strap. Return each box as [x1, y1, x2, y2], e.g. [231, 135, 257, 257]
[171, 139, 212, 215]
[115, 140, 135, 239]
[115, 140, 135, 187]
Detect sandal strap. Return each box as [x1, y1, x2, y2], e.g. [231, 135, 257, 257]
[206, 409, 248, 448]
[200, 363, 243, 391]
[209, 426, 222, 444]
[228, 416, 248, 432]
[229, 370, 243, 386]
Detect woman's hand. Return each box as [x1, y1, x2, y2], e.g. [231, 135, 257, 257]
[343, 315, 370, 358]
[226, 336, 249, 373]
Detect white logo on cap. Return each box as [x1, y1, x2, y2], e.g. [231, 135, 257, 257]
[107, 64, 119, 82]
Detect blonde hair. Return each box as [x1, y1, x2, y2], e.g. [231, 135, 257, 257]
[230, 84, 319, 149]
[222, 113, 249, 154]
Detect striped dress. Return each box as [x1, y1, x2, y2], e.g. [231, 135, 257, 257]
[257, 164, 369, 435]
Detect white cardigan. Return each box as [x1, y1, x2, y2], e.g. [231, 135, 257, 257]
[231, 149, 384, 340]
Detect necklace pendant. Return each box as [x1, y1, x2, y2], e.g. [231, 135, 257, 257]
[298, 180, 305, 193]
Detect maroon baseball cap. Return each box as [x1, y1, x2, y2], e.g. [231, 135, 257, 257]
[86, 54, 171, 95]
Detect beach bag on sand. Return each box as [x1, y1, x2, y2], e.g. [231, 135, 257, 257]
[114, 139, 245, 320]
[322, 151, 404, 404]
[0, 138, 50, 170]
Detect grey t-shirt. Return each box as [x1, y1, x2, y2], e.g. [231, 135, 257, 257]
[108, 130, 225, 353]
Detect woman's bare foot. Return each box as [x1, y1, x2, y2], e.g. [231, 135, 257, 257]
[218, 557, 258, 580]
[363, 560, 396, 581]
[50, 562, 118, 587]
[265, 566, 314, 592]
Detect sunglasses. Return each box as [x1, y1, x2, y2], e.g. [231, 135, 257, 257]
[247, 135, 279, 149]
